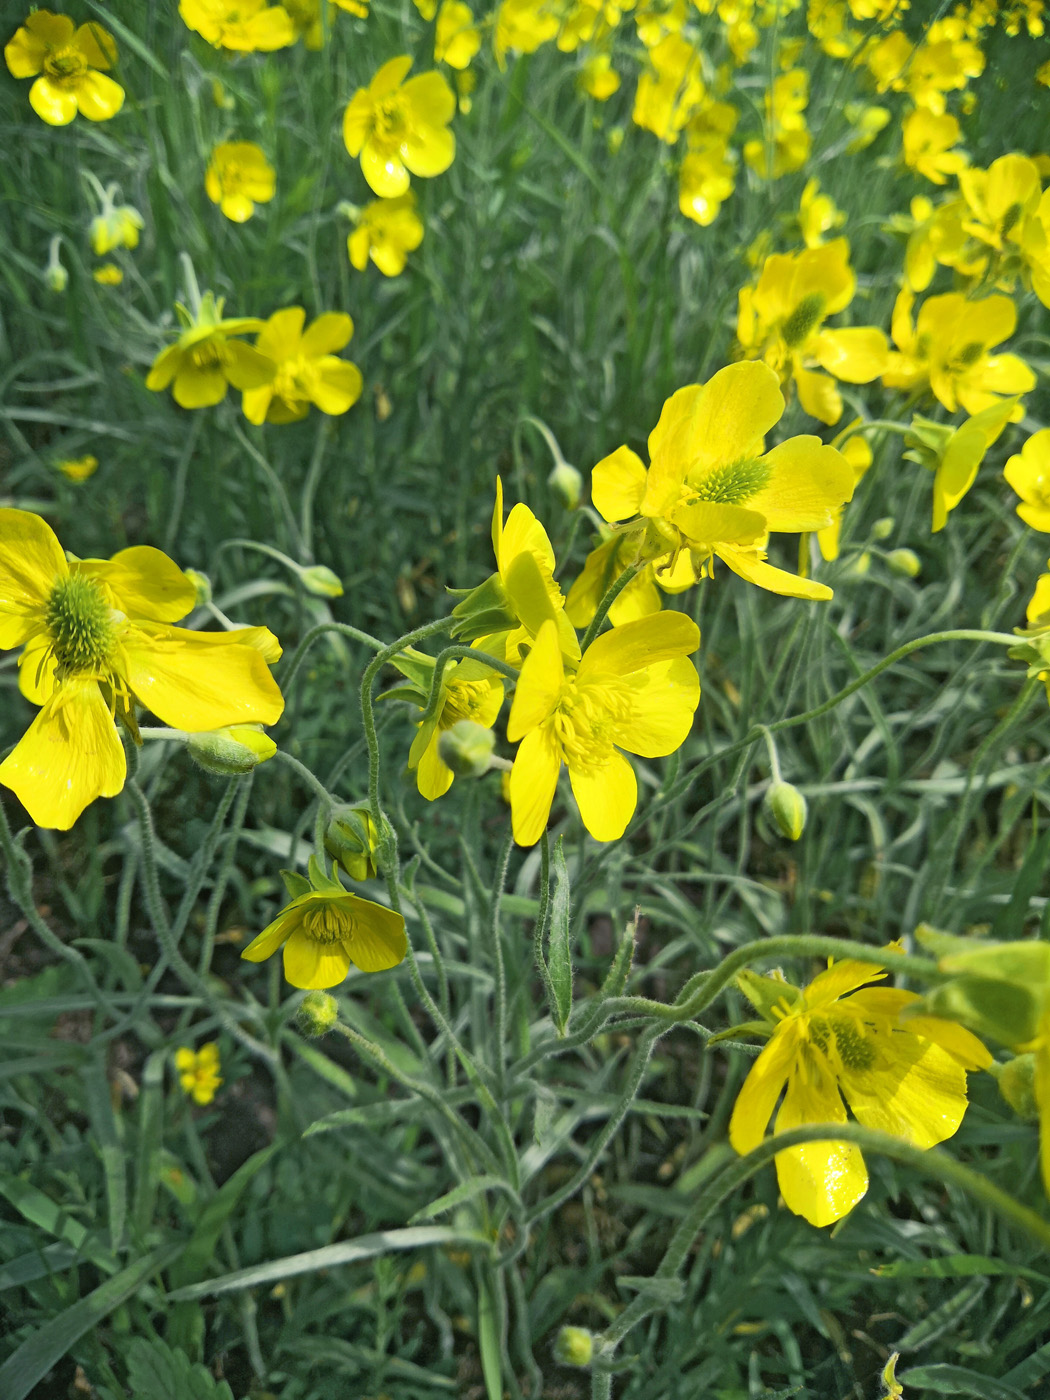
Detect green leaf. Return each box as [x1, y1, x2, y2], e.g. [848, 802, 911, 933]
[408, 1175, 519, 1224]
[0, 1174, 112, 1269]
[0, 1245, 180, 1400]
[281, 868, 312, 899]
[132, 1052, 167, 1240]
[547, 837, 573, 1034]
[126, 1336, 235, 1400]
[83, 1058, 127, 1253]
[170, 1144, 280, 1288]
[896, 1277, 988, 1351]
[166, 1226, 492, 1301]
[897, 1364, 1026, 1399]
[872, 1255, 1049, 1283]
[598, 914, 635, 1000]
[476, 1270, 503, 1400]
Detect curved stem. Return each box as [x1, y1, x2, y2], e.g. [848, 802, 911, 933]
[580, 564, 640, 652]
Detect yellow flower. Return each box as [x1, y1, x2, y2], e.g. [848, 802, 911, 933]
[589, 362, 855, 600]
[735, 239, 889, 426]
[883, 288, 1035, 418]
[179, 0, 297, 51]
[146, 290, 274, 411]
[205, 142, 276, 223]
[343, 56, 456, 199]
[89, 199, 143, 256]
[678, 137, 736, 226]
[241, 308, 362, 426]
[797, 177, 844, 248]
[494, 0, 560, 65]
[175, 1043, 223, 1105]
[241, 860, 407, 989]
[93, 264, 122, 285]
[435, 0, 481, 68]
[1005, 429, 1050, 532]
[901, 107, 968, 185]
[729, 955, 990, 1228]
[0, 511, 284, 829]
[450, 478, 580, 665]
[887, 194, 969, 292]
[743, 69, 811, 179]
[507, 612, 700, 845]
[578, 52, 620, 101]
[843, 102, 891, 152]
[632, 32, 704, 142]
[347, 193, 424, 277]
[815, 432, 872, 562]
[391, 651, 504, 800]
[5, 10, 124, 126]
[56, 454, 99, 482]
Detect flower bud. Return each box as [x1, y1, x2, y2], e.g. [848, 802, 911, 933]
[297, 990, 339, 1037]
[765, 781, 807, 841]
[183, 568, 212, 605]
[188, 725, 277, 775]
[992, 1053, 1037, 1119]
[844, 550, 871, 578]
[298, 564, 344, 598]
[325, 805, 379, 882]
[46, 261, 68, 293]
[548, 460, 583, 510]
[872, 518, 894, 541]
[554, 1326, 594, 1368]
[886, 548, 920, 578]
[437, 720, 496, 778]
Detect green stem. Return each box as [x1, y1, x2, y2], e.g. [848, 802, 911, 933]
[280, 621, 385, 694]
[489, 827, 514, 1099]
[580, 564, 640, 651]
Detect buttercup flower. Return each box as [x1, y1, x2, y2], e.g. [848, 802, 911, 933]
[93, 264, 122, 285]
[743, 69, 811, 178]
[56, 454, 99, 483]
[389, 650, 504, 799]
[343, 56, 456, 198]
[729, 955, 990, 1227]
[450, 478, 580, 664]
[347, 193, 425, 277]
[205, 142, 276, 223]
[5, 10, 124, 126]
[883, 289, 1035, 418]
[175, 1043, 223, 1105]
[591, 362, 855, 600]
[1005, 429, 1050, 532]
[566, 532, 663, 627]
[903, 399, 1018, 531]
[901, 107, 968, 185]
[241, 859, 407, 989]
[241, 308, 363, 425]
[179, 0, 297, 51]
[435, 0, 482, 68]
[146, 291, 274, 410]
[798, 178, 844, 248]
[0, 511, 284, 828]
[632, 32, 704, 141]
[507, 613, 700, 845]
[736, 239, 889, 425]
[89, 195, 143, 255]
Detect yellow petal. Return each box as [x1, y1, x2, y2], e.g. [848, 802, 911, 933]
[361, 141, 411, 198]
[773, 1066, 868, 1228]
[1034, 1039, 1050, 1198]
[415, 727, 454, 800]
[241, 907, 297, 962]
[402, 70, 457, 127]
[805, 959, 886, 1006]
[499, 502, 556, 577]
[0, 508, 66, 649]
[301, 313, 354, 357]
[283, 929, 353, 989]
[568, 749, 637, 841]
[173, 364, 228, 409]
[729, 1023, 798, 1154]
[18, 630, 57, 706]
[78, 547, 197, 623]
[402, 121, 456, 179]
[612, 655, 699, 757]
[370, 53, 414, 98]
[592, 445, 648, 523]
[0, 679, 125, 830]
[74, 70, 124, 122]
[578, 610, 699, 683]
[344, 895, 408, 971]
[29, 75, 78, 125]
[311, 359, 363, 416]
[507, 619, 563, 741]
[671, 500, 767, 549]
[509, 724, 562, 846]
[746, 438, 854, 533]
[222, 342, 277, 392]
[794, 365, 842, 425]
[118, 624, 285, 730]
[837, 1033, 972, 1149]
[811, 327, 889, 384]
[716, 545, 833, 601]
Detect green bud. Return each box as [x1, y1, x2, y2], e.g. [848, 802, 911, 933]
[872, 518, 894, 541]
[886, 548, 920, 578]
[548, 460, 583, 510]
[297, 991, 339, 1037]
[766, 781, 807, 841]
[325, 805, 379, 882]
[554, 1326, 594, 1368]
[437, 720, 496, 778]
[844, 550, 871, 578]
[939, 939, 1050, 984]
[183, 568, 212, 606]
[46, 262, 68, 293]
[298, 565, 344, 598]
[188, 725, 277, 775]
[881, 1352, 903, 1399]
[993, 1053, 1037, 1120]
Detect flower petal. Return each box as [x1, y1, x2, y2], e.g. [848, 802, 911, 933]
[118, 624, 285, 730]
[592, 446, 648, 523]
[0, 508, 66, 649]
[773, 1065, 867, 1228]
[344, 895, 408, 971]
[0, 679, 125, 830]
[301, 313, 354, 358]
[402, 122, 456, 179]
[612, 655, 699, 757]
[310, 359, 363, 415]
[28, 75, 78, 125]
[746, 438, 854, 533]
[509, 724, 562, 846]
[283, 929, 353, 989]
[507, 619, 563, 741]
[578, 609, 698, 682]
[78, 547, 197, 623]
[568, 749, 637, 841]
[715, 545, 833, 601]
[74, 70, 124, 121]
[729, 1022, 799, 1154]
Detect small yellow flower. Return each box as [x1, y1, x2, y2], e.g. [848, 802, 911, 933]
[678, 138, 736, 227]
[0, 511, 284, 829]
[729, 955, 990, 1227]
[205, 142, 276, 224]
[56, 454, 99, 482]
[1005, 429, 1050, 532]
[901, 107, 968, 185]
[632, 32, 704, 142]
[93, 263, 123, 285]
[5, 10, 124, 126]
[347, 193, 424, 277]
[507, 612, 700, 846]
[578, 52, 620, 101]
[343, 55, 456, 199]
[493, 0, 560, 65]
[797, 178, 844, 248]
[241, 308, 363, 426]
[391, 651, 504, 800]
[589, 362, 855, 600]
[146, 291, 274, 411]
[241, 861, 407, 989]
[89, 199, 143, 256]
[903, 399, 1018, 532]
[175, 1043, 223, 1105]
[843, 102, 891, 152]
[743, 69, 811, 179]
[435, 0, 481, 69]
[179, 0, 297, 51]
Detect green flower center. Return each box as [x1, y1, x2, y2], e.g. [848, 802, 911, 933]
[45, 48, 87, 80]
[952, 341, 985, 369]
[781, 292, 826, 348]
[688, 456, 771, 506]
[999, 202, 1023, 239]
[302, 901, 354, 946]
[807, 1013, 877, 1071]
[374, 96, 408, 143]
[45, 574, 114, 676]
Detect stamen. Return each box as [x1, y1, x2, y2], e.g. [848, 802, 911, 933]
[687, 456, 772, 506]
[302, 902, 353, 946]
[45, 574, 115, 676]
